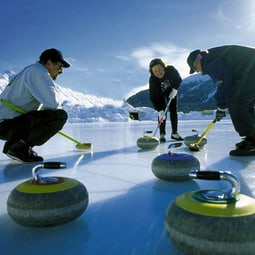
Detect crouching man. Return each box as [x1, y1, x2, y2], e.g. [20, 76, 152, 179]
[0, 48, 70, 162]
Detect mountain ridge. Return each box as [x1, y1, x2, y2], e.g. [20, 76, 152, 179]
[0, 71, 217, 121]
[126, 74, 217, 113]
[0, 70, 132, 122]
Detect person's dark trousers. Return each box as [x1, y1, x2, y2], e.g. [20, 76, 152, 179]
[0, 109, 68, 146]
[159, 96, 178, 135]
[170, 113, 178, 133]
[159, 118, 166, 136]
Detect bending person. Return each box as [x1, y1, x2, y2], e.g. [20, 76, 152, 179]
[187, 45, 255, 156]
[149, 58, 183, 143]
[0, 48, 69, 162]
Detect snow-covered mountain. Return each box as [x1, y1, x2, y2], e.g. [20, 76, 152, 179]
[0, 71, 218, 122]
[56, 86, 132, 122]
[1, 70, 162, 122]
[126, 73, 217, 113]
[0, 71, 138, 122]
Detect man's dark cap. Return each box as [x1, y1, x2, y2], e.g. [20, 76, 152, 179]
[40, 48, 70, 68]
[187, 49, 201, 74]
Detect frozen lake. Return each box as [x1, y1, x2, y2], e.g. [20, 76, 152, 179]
[0, 119, 255, 255]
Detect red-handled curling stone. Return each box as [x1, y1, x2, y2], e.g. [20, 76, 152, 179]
[184, 129, 207, 148]
[151, 143, 200, 181]
[7, 162, 89, 227]
[137, 130, 159, 150]
[165, 170, 255, 255]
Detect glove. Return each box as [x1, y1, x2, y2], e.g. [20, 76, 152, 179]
[169, 88, 178, 99]
[158, 110, 165, 121]
[215, 108, 227, 121]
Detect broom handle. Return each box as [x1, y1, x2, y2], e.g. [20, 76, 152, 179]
[1, 99, 26, 114]
[58, 131, 83, 145]
[194, 118, 217, 146]
[153, 98, 172, 137]
[0, 99, 83, 145]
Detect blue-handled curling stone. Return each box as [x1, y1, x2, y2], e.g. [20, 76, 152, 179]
[7, 162, 89, 227]
[165, 170, 255, 255]
[151, 143, 200, 181]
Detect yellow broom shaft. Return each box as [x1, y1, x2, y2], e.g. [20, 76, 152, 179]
[58, 131, 83, 145]
[194, 119, 217, 146]
[0, 99, 83, 145]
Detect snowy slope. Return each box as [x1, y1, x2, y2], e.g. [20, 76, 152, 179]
[0, 71, 220, 122]
[0, 71, 136, 122]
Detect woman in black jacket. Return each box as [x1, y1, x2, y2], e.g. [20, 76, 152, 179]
[149, 58, 183, 142]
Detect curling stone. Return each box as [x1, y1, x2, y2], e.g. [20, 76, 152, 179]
[165, 170, 255, 255]
[184, 129, 207, 147]
[151, 143, 200, 181]
[137, 130, 159, 149]
[7, 162, 89, 227]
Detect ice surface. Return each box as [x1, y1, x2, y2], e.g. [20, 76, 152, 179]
[0, 119, 255, 255]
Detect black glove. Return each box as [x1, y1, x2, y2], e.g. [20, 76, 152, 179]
[215, 108, 226, 121]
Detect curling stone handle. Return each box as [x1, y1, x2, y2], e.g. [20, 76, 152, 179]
[143, 130, 153, 137]
[167, 142, 183, 154]
[190, 170, 240, 199]
[32, 162, 66, 183]
[43, 162, 66, 169]
[190, 171, 221, 180]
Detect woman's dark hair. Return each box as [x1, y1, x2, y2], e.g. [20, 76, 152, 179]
[149, 58, 166, 74]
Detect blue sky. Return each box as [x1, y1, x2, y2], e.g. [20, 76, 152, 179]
[1, 0, 255, 99]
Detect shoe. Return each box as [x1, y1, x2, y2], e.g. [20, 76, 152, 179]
[171, 132, 184, 141]
[2, 141, 11, 154]
[230, 140, 255, 156]
[160, 134, 166, 143]
[6, 141, 43, 163]
[235, 137, 248, 148]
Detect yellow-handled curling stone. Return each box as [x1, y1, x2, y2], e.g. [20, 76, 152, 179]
[7, 162, 89, 227]
[137, 98, 172, 150]
[165, 170, 255, 255]
[151, 143, 200, 181]
[136, 130, 159, 150]
[184, 129, 207, 148]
